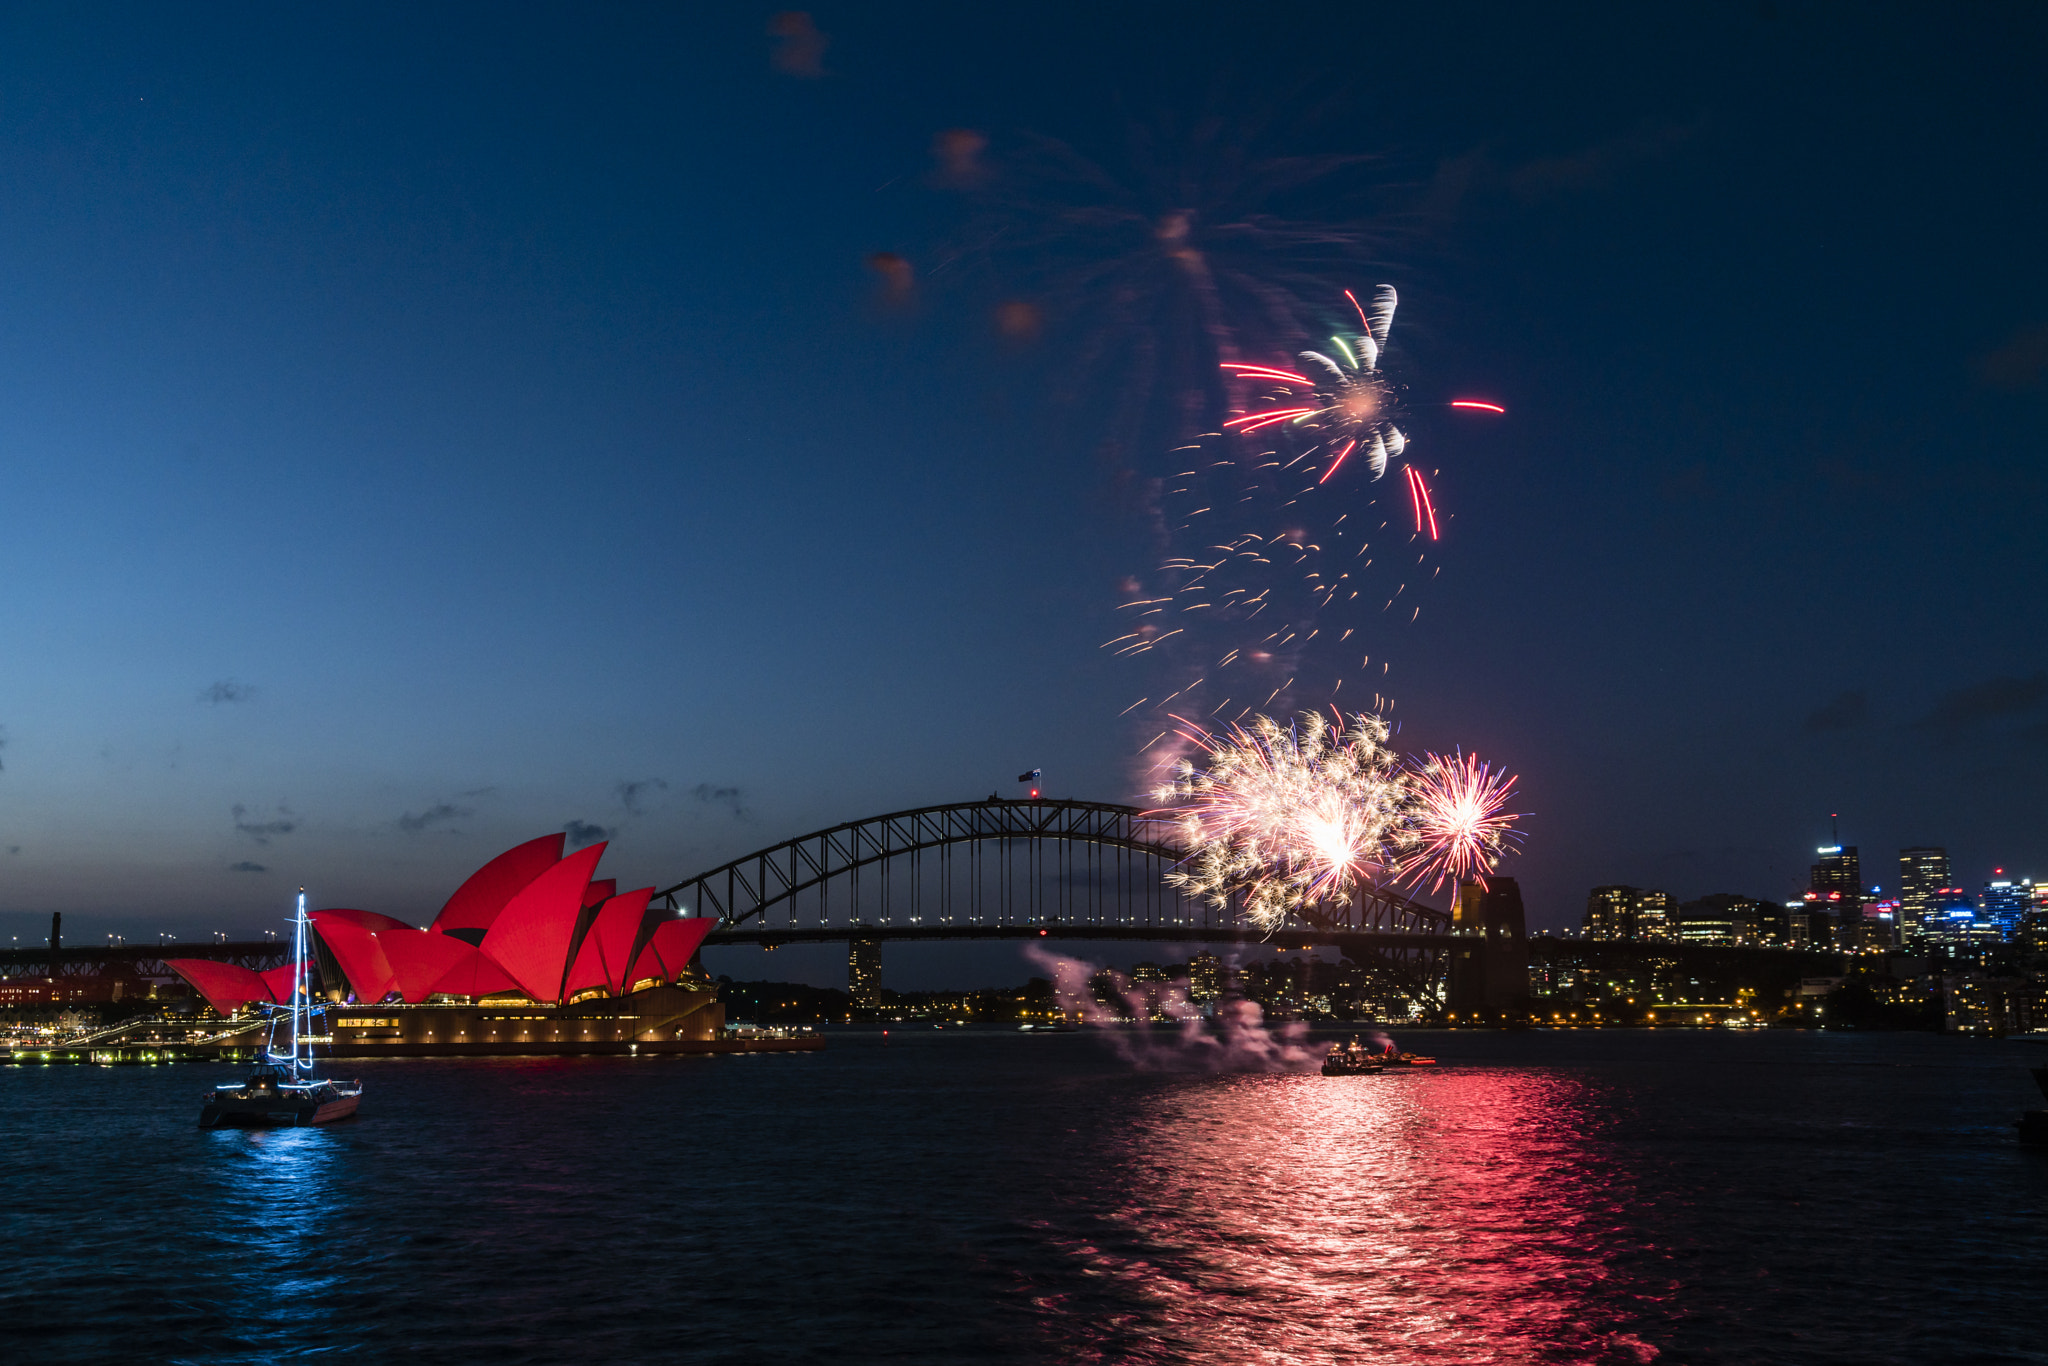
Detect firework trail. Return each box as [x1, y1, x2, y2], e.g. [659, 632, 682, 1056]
[1153, 709, 1408, 931]
[1108, 287, 1505, 729]
[1404, 750, 1524, 894]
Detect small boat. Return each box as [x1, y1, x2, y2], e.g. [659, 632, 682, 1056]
[1320, 1039, 1386, 1076]
[1380, 1051, 1439, 1067]
[199, 891, 361, 1129]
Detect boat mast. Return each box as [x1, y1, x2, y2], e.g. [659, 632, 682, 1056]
[292, 889, 310, 1074]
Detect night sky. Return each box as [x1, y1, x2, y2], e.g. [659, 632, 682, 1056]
[2, 4, 2044, 984]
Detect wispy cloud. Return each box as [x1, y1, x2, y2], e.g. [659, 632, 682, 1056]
[563, 819, 613, 848]
[232, 802, 296, 845]
[616, 778, 669, 815]
[1804, 689, 1869, 734]
[1423, 118, 1704, 219]
[397, 802, 473, 835]
[227, 860, 268, 873]
[200, 680, 256, 705]
[1906, 671, 2048, 742]
[691, 783, 749, 819]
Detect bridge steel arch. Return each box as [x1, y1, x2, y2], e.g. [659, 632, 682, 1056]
[653, 797, 1454, 994]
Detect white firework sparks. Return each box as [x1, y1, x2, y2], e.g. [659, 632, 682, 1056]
[1153, 709, 1409, 930]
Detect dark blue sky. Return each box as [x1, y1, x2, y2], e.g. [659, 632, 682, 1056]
[2, 3, 2044, 981]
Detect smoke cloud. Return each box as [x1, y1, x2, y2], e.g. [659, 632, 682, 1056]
[1024, 946, 1321, 1073]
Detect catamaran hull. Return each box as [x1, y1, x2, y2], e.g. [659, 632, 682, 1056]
[199, 1093, 359, 1128]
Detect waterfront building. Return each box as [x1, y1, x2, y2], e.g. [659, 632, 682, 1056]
[849, 935, 882, 1011]
[1899, 846, 1950, 944]
[1675, 894, 1768, 945]
[161, 834, 739, 1055]
[1582, 886, 1676, 941]
[1584, 886, 1636, 940]
[1636, 890, 1676, 940]
[1188, 952, 1221, 1005]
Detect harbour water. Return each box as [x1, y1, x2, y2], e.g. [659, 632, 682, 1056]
[3, 1028, 2044, 1364]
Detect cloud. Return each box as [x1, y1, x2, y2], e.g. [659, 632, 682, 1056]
[227, 861, 268, 873]
[200, 680, 256, 705]
[6, 845, 19, 857]
[0, 723, 8, 772]
[1906, 671, 2048, 741]
[767, 11, 827, 77]
[232, 802, 296, 845]
[396, 802, 473, 835]
[1978, 324, 2048, 390]
[1804, 689, 1869, 733]
[563, 819, 613, 848]
[691, 783, 750, 819]
[1505, 121, 1701, 198]
[616, 778, 669, 815]
[1423, 119, 1704, 218]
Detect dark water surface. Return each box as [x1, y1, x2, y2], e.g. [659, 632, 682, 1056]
[3, 1029, 2044, 1365]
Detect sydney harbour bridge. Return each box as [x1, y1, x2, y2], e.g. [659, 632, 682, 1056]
[1, 797, 1520, 1010]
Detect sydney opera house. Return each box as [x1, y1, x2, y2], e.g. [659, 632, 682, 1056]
[165, 835, 785, 1056]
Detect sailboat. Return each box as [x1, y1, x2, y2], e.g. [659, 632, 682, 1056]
[198, 890, 363, 1128]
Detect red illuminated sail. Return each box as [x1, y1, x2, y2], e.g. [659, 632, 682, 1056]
[479, 843, 608, 1003]
[165, 959, 275, 1016]
[430, 833, 566, 936]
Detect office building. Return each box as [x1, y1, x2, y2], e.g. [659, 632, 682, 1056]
[849, 935, 882, 1010]
[1188, 952, 1222, 1005]
[1979, 876, 2033, 938]
[1636, 890, 1676, 940]
[1899, 847, 1949, 943]
[1675, 894, 1767, 945]
[1584, 886, 1636, 940]
[1810, 844, 1862, 901]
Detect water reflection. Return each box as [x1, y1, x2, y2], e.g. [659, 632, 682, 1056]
[1031, 1067, 1662, 1364]
[198, 1126, 347, 1349]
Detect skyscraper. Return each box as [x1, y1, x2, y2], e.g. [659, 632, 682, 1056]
[848, 934, 882, 1010]
[1810, 844, 1862, 900]
[1187, 952, 1222, 1005]
[1899, 847, 1949, 943]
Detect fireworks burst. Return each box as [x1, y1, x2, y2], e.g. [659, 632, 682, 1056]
[1154, 710, 1408, 930]
[1404, 750, 1524, 894]
[1224, 284, 1407, 487]
[1154, 712, 1525, 928]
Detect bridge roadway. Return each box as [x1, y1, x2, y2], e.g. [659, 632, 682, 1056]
[0, 941, 286, 980]
[708, 923, 1460, 951]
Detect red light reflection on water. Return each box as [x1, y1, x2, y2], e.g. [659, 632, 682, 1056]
[1028, 1067, 1661, 1364]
